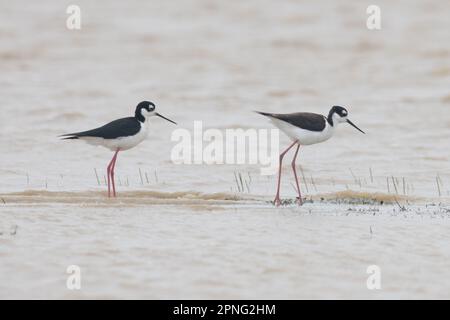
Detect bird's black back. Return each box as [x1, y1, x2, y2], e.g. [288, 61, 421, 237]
[256, 111, 327, 132]
[61, 117, 141, 140]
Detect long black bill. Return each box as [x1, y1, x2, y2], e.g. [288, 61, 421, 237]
[347, 119, 365, 134]
[156, 113, 177, 125]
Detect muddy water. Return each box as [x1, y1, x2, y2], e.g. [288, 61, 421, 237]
[1, 0, 450, 299]
[2, 199, 450, 299]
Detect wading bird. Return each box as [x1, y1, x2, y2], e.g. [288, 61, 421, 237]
[61, 101, 176, 198]
[257, 106, 365, 206]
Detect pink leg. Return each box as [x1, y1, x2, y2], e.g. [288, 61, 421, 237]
[106, 150, 119, 198]
[110, 150, 120, 198]
[107, 159, 114, 198]
[291, 143, 303, 206]
[107, 167, 111, 198]
[274, 140, 298, 206]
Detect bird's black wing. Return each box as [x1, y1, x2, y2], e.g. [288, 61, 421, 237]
[61, 117, 141, 140]
[256, 111, 327, 132]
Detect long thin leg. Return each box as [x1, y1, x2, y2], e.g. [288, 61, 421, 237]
[107, 165, 111, 198]
[110, 150, 120, 198]
[291, 143, 303, 206]
[106, 150, 119, 198]
[107, 158, 114, 198]
[274, 140, 298, 206]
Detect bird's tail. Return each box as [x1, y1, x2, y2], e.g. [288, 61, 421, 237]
[254, 111, 275, 117]
[59, 134, 79, 140]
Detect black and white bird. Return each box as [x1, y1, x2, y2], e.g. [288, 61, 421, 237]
[61, 101, 177, 198]
[256, 106, 365, 206]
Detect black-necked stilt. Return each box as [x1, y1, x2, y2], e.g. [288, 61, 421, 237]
[60, 101, 177, 198]
[257, 106, 365, 206]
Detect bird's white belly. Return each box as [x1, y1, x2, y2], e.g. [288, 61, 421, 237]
[270, 118, 334, 145]
[82, 123, 149, 151]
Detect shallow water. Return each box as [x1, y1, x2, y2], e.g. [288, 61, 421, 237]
[1, 0, 450, 199]
[2, 199, 450, 299]
[1, 0, 450, 299]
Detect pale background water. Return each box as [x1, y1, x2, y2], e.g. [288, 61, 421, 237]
[1, 0, 450, 299]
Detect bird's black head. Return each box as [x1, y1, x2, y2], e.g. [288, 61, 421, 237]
[134, 101, 177, 125]
[328, 106, 348, 122]
[135, 101, 156, 122]
[328, 105, 365, 134]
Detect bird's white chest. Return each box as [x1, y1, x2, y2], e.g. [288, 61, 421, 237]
[270, 118, 335, 145]
[117, 122, 149, 151]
